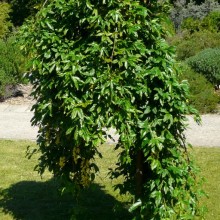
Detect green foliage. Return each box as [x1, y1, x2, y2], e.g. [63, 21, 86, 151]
[178, 63, 219, 113]
[170, 0, 220, 30]
[181, 17, 201, 33]
[0, 36, 27, 98]
[21, 0, 202, 219]
[187, 47, 220, 84]
[0, 2, 12, 38]
[168, 31, 220, 60]
[181, 10, 220, 33]
[201, 10, 220, 32]
[6, 0, 47, 26]
[169, 4, 220, 61]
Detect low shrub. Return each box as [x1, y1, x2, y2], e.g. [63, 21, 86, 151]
[186, 48, 220, 84]
[0, 36, 27, 99]
[178, 63, 220, 113]
[167, 31, 220, 60]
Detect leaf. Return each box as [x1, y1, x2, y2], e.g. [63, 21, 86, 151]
[77, 108, 84, 119]
[150, 159, 160, 170]
[46, 21, 54, 30]
[86, 0, 93, 10]
[71, 76, 81, 90]
[129, 199, 142, 213]
[49, 63, 56, 73]
[141, 137, 149, 148]
[74, 127, 79, 140]
[66, 127, 73, 135]
[44, 51, 51, 59]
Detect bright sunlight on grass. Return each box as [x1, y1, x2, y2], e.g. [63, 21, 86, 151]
[0, 140, 219, 219]
[193, 147, 220, 220]
[0, 140, 131, 220]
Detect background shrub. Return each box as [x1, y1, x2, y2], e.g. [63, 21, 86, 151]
[167, 31, 220, 60]
[0, 36, 27, 99]
[181, 17, 201, 33]
[0, 2, 12, 38]
[5, 0, 46, 27]
[178, 63, 220, 113]
[181, 10, 220, 33]
[170, 0, 220, 31]
[201, 10, 220, 32]
[186, 47, 220, 84]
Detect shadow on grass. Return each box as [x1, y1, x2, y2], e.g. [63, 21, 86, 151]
[0, 179, 131, 220]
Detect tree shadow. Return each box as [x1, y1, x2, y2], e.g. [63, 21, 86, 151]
[0, 179, 131, 220]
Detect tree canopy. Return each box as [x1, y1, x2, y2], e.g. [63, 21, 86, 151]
[21, 0, 202, 219]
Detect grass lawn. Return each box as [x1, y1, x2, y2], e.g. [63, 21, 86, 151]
[0, 140, 219, 220]
[193, 147, 220, 220]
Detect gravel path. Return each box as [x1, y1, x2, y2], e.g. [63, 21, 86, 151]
[0, 101, 220, 147]
[0, 104, 38, 140]
[185, 114, 220, 147]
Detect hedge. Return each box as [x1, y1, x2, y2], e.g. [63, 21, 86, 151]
[186, 47, 220, 84]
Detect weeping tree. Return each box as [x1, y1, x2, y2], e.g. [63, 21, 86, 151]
[20, 0, 203, 219]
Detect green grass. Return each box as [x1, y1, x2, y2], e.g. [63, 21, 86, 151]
[0, 140, 131, 220]
[0, 140, 219, 220]
[193, 147, 220, 220]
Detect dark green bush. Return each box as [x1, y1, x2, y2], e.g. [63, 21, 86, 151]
[178, 63, 220, 113]
[0, 36, 27, 99]
[167, 31, 220, 60]
[186, 47, 220, 84]
[6, 0, 47, 27]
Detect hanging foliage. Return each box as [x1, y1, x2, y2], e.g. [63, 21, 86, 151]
[20, 0, 203, 219]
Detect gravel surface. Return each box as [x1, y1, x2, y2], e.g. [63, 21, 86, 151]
[0, 105, 38, 140]
[0, 104, 220, 146]
[185, 114, 220, 147]
[0, 85, 220, 146]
